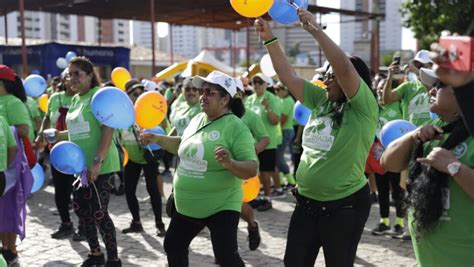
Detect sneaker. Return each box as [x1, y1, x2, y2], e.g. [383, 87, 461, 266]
[371, 223, 391, 235]
[81, 254, 105, 267]
[371, 192, 378, 204]
[51, 223, 74, 239]
[2, 250, 18, 266]
[248, 222, 261, 251]
[156, 222, 166, 237]
[270, 188, 286, 199]
[392, 229, 411, 240]
[105, 259, 122, 267]
[248, 198, 263, 209]
[73, 227, 87, 242]
[388, 224, 405, 237]
[115, 185, 124, 196]
[257, 199, 272, 212]
[122, 221, 144, 234]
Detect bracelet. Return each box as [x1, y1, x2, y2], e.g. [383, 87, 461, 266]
[263, 37, 278, 47]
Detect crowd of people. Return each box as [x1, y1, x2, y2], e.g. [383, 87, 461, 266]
[0, 8, 473, 267]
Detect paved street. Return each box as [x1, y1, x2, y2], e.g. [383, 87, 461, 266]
[15, 170, 416, 267]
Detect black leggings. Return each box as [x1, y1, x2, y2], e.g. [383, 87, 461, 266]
[284, 185, 371, 267]
[375, 172, 406, 218]
[73, 173, 118, 260]
[51, 164, 75, 223]
[164, 210, 244, 267]
[124, 160, 162, 224]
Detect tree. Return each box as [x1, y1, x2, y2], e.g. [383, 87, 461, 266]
[400, 0, 474, 49]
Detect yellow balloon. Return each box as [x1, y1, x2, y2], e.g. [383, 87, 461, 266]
[122, 146, 129, 167]
[242, 176, 261, 203]
[111, 67, 132, 90]
[134, 91, 168, 129]
[230, 0, 274, 18]
[38, 94, 48, 113]
[312, 79, 326, 89]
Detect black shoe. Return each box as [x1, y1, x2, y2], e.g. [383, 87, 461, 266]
[248, 222, 261, 251]
[371, 223, 391, 235]
[115, 185, 124, 196]
[156, 222, 166, 237]
[51, 223, 74, 239]
[2, 249, 18, 266]
[248, 198, 263, 209]
[257, 199, 272, 212]
[73, 227, 87, 242]
[392, 229, 411, 240]
[122, 222, 144, 234]
[81, 254, 105, 267]
[105, 259, 122, 267]
[388, 224, 405, 237]
[270, 188, 286, 199]
[371, 192, 378, 204]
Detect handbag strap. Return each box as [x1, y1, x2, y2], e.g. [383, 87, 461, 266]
[181, 112, 232, 144]
[130, 126, 146, 152]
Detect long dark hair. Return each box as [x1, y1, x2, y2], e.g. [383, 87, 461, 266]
[330, 56, 373, 127]
[408, 119, 469, 237]
[69, 56, 101, 88]
[214, 84, 245, 118]
[1, 76, 27, 102]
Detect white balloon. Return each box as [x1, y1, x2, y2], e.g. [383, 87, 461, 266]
[56, 57, 68, 69]
[260, 54, 276, 78]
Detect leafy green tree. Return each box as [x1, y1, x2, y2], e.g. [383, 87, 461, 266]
[400, 0, 474, 49]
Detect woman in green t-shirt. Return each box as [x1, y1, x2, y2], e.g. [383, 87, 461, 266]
[255, 10, 378, 266]
[63, 57, 121, 266]
[381, 83, 474, 266]
[170, 77, 201, 136]
[142, 71, 258, 267]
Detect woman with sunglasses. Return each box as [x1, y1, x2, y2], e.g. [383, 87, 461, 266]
[57, 57, 121, 266]
[142, 71, 258, 267]
[255, 9, 378, 266]
[119, 79, 166, 237]
[170, 77, 201, 136]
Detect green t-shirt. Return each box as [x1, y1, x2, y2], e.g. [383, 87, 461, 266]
[47, 91, 74, 128]
[171, 101, 201, 136]
[164, 87, 174, 101]
[66, 86, 120, 175]
[409, 119, 474, 266]
[297, 78, 379, 201]
[121, 126, 147, 165]
[0, 94, 30, 133]
[395, 79, 431, 126]
[242, 109, 269, 145]
[26, 97, 41, 140]
[376, 101, 403, 139]
[174, 112, 258, 218]
[245, 91, 282, 149]
[280, 96, 295, 129]
[0, 116, 17, 172]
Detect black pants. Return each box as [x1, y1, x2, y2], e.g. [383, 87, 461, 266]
[375, 172, 406, 218]
[162, 151, 173, 172]
[73, 173, 118, 260]
[51, 164, 75, 223]
[164, 210, 244, 267]
[284, 185, 371, 267]
[124, 160, 162, 224]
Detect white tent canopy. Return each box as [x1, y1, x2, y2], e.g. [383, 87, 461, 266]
[181, 50, 234, 77]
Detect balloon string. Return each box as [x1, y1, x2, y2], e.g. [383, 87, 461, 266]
[287, 0, 322, 31]
[92, 182, 103, 210]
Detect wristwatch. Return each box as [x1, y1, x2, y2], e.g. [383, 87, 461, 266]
[447, 161, 462, 176]
[93, 155, 104, 164]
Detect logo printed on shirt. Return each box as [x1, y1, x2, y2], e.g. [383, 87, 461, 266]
[408, 93, 430, 119]
[303, 116, 335, 151]
[208, 130, 220, 141]
[180, 141, 208, 174]
[452, 142, 468, 159]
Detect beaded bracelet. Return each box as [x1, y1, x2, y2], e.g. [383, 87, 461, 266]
[263, 37, 278, 47]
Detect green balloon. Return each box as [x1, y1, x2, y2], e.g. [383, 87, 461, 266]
[0, 255, 6, 267]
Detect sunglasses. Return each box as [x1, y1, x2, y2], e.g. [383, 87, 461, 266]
[184, 87, 199, 93]
[275, 87, 287, 92]
[128, 90, 143, 97]
[251, 79, 264, 86]
[198, 87, 221, 97]
[323, 73, 336, 82]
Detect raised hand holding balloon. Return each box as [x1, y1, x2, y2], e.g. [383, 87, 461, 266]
[230, 0, 274, 18]
[269, 0, 308, 24]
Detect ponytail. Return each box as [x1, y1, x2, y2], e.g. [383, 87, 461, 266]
[2, 76, 27, 102]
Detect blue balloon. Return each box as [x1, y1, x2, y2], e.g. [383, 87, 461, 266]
[293, 101, 311, 126]
[30, 163, 45, 193]
[91, 87, 135, 129]
[380, 119, 417, 148]
[65, 51, 77, 62]
[23, 74, 47, 97]
[144, 126, 165, 150]
[430, 112, 439, 119]
[50, 141, 86, 175]
[269, 0, 309, 25]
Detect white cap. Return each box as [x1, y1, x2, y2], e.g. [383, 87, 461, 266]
[419, 67, 438, 87]
[414, 50, 433, 65]
[251, 72, 272, 85]
[193, 70, 237, 97]
[234, 78, 244, 92]
[142, 79, 159, 92]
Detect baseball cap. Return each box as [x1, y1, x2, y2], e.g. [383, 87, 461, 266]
[419, 67, 438, 87]
[125, 79, 144, 94]
[234, 78, 244, 92]
[0, 65, 17, 82]
[251, 73, 271, 85]
[193, 71, 237, 97]
[414, 50, 433, 65]
[142, 79, 159, 92]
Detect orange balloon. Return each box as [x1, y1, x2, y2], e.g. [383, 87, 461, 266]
[230, 0, 274, 18]
[134, 91, 168, 129]
[242, 176, 261, 203]
[38, 94, 48, 113]
[122, 146, 129, 167]
[111, 67, 132, 90]
[312, 79, 326, 89]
